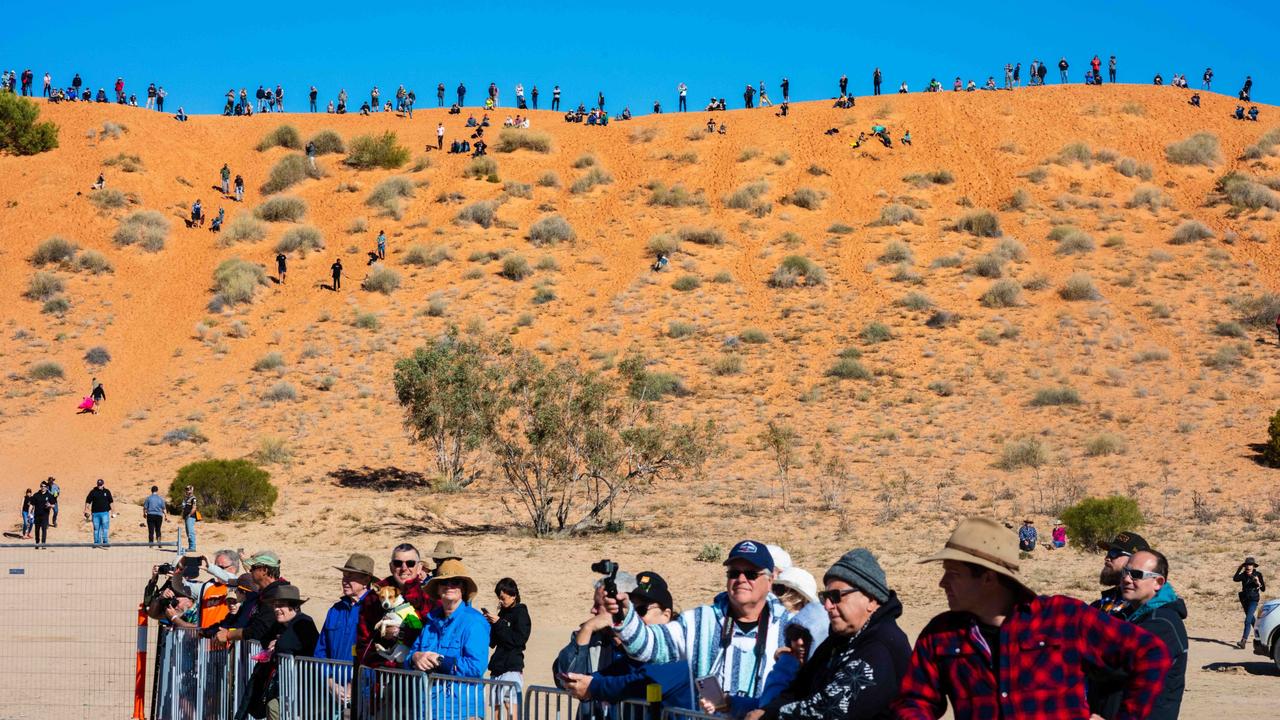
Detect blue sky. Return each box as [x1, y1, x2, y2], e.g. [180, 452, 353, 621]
[3, 1, 1275, 114]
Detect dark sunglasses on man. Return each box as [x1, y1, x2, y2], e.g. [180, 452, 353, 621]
[392, 559, 419, 568]
[726, 568, 764, 581]
[817, 588, 860, 605]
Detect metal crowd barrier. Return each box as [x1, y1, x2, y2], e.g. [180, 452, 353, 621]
[430, 673, 522, 720]
[525, 685, 580, 720]
[355, 665, 430, 720]
[661, 709, 721, 720]
[617, 699, 653, 720]
[150, 625, 264, 720]
[277, 654, 355, 720]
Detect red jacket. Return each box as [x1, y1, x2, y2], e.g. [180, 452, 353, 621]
[891, 594, 1171, 720]
[354, 575, 435, 667]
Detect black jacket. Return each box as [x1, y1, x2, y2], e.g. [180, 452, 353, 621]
[240, 611, 318, 718]
[762, 592, 911, 720]
[1089, 590, 1188, 720]
[488, 602, 531, 675]
[1234, 566, 1265, 602]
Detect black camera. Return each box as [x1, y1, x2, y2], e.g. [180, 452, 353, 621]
[157, 563, 175, 575]
[592, 559, 623, 622]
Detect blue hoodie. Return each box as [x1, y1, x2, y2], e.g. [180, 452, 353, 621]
[1091, 582, 1187, 720]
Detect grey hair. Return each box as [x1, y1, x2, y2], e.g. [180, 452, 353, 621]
[392, 543, 420, 559]
[215, 550, 240, 573]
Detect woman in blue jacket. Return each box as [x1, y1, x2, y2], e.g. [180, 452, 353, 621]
[406, 559, 491, 720]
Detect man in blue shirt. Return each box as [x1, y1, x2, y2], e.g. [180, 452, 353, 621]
[142, 486, 166, 543]
[1018, 519, 1038, 554]
[315, 554, 376, 661]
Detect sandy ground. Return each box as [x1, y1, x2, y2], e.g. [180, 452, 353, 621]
[1, 85, 1280, 715]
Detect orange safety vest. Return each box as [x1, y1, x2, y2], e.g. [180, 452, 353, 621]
[198, 582, 230, 628]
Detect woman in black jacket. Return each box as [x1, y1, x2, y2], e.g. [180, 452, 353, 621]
[484, 577, 531, 715]
[1234, 557, 1266, 648]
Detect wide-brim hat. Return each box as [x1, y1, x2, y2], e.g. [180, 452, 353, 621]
[333, 553, 376, 579]
[425, 559, 477, 601]
[920, 517, 1035, 596]
[1244, 556, 1258, 567]
[261, 583, 306, 605]
[774, 567, 819, 605]
[431, 540, 462, 562]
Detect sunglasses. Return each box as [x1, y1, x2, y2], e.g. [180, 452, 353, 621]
[392, 559, 419, 568]
[726, 569, 765, 581]
[817, 588, 860, 605]
[437, 578, 464, 587]
[1105, 549, 1132, 561]
[1123, 568, 1164, 581]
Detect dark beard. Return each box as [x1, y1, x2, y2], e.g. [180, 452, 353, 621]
[1100, 566, 1121, 586]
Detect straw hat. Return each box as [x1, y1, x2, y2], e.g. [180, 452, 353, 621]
[431, 540, 462, 562]
[920, 517, 1035, 595]
[425, 559, 478, 601]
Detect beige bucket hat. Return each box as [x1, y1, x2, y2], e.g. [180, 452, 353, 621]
[920, 517, 1035, 595]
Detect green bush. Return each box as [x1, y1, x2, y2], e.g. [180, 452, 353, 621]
[1085, 432, 1127, 457]
[112, 211, 169, 251]
[972, 254, 1004, 278]
[1059, 273, 1101, 301]
[25, 270, 64, 300]
[1031, 386, 1082, 406]
[503, 181, 532, 199]
[403, 243, 451, 267]
[212, 257, 268, 304]
[495, 129, 552, 153]
[1127, 185, 1170, 211]
[782, 187, 823, 209]
[84, 346, 111, 365]
[1218, 172, 1280, 211]
[879, 241, 913, 264]
[30, 236, 79, 266]
[998, 437, 1048, 470]
[1165, 132, 1220, 166]
[463, 156, 499, 179]
[1264, 409, 1280, 467]
[362, 266, 402, 294]
[261, 154, 323, 194]
[827, 358, 871, 380]
[1114, 157, 1154, 180]
[88, 188, 128, 211]
[29, 360, 64, 380]
[254, 196, 307, 222]
[253, 352, 285, 371]
[1060, 496, 1143, 551]
[770, 255, 826, 288]
[275, 226, 324, 253]
[528, 215, 576, 246]
[740, 328, 768, 344]
[874, 203, 920, 226]
[0, 92, 59, 155]
[677, 227, 725, 246]
[367, 176, 415, 211]
[256, 125, 302, 151]
[536, 171, 560, 187]
[570, 167, 614, 194]
[41, 296, 70, 315]
[903, 170, 954, 187]
[169, 459, 277, 520]
[1234, 293, 1280, 327]
[649, 182, 703, 208]
[307, 129, 345, 154]
[501, 254, 532, 280]
[345, 131, 410, 169]
[955, 210, 1002, 237]
[668, 321, 696, 338]
[223, 214, 267, 244]
[647, 234, 681, 258]
[1055, 229, 1095, 255]
[76, 250, 113, 274]
[862, 322, 892, 344]
[457, 200, 498, 228]
[1169, 220, 1213, 245]
[726, 181, 769, 210]
[981, 279, 1022, 307]
[672, 274, 702, 292]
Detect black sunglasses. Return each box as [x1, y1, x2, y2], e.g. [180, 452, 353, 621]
[1105, 549, 1131, 561]
[726, 568, 765, 581]
[437, 578, 464, 587]
[817, 588, 860, 604]
[392, 559, 419, 568]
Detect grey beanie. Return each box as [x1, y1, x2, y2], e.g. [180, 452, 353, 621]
[824, 548, 890, 603]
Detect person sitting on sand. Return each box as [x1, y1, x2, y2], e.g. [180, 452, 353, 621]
[480, 114, 491, 127]
[174, 107, 188, 122]
[466, 114, 477, 127]
[359, 102, 371, 116]
[902, 130, 912, 146]
[1188, 93, 1201, 107]
[653, 100, 662, 114]
[899, 81, 909, 94]
[706, 117, 716, 132]
[651, 254, 669, 272]
[1153, 73, 1163, 86]
[93, 174, 105, 190]
[503, 116, 514, 128]
[484, 97, 495, 110]
[448, 103, 461, 114]
[472, 139, 488, 157]
[211, 207, 224, 233]
[705, 97, 718, 111]
[620, 107, 632, 120]
[191, 200, 204, 227]
[851, 132, 866, 149]
[1234, 105, 1245, 120]
[777, 102, 789, 117]
[1248, 106, 1259, 121]
[460, 139, 471, 153]
[965, 79, 977, 91]
[984, 77, 997, 90]
[717, 123, 726, 134]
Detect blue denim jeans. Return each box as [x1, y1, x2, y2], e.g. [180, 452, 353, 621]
[22, 511, 33, 535]
[184, 516, 197, 551]
[1242, 598, 1259, 641]
[92, 511, 110, 544]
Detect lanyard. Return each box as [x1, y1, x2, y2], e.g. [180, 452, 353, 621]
[710, 603, 770, 696]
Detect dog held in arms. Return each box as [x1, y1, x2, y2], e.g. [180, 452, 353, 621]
[372, 584, 422, 663]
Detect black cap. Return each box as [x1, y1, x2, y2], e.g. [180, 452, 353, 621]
[630, 571, 673, 610]
[1096, 531, 1149, 555]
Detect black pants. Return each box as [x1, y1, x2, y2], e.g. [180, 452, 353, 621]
[678, 96, 685, 111]
[333, 275, 341, 290]
[310, 99, 317, 112]
[146, 515, 164, 542]
[1109, 69, 1116, 83]
[458, 92, 465, 106]
[552, 97, 560, 111]
[438, 95, 444, 107]
[874, 83, 881, 95]
[437, 136, 443, 150]
[34, 517, 49, 544]
[532, 97, 538, 109]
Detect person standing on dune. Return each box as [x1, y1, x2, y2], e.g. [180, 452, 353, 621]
[276, 252, 288, 284]
[457, 82, 466, 107]
[331, 259, 343, 291]
[781, 77, 789, 103]
[437, 82, 445, 107]
[873, 67, 882, 95]
[839, 74, 848, 96]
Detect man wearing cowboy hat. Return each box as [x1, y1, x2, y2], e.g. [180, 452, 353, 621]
[315, 553, 376, 661]
[891, 517, 1172, 720]
[356, 543, 436, 667]
[427, 540, 462, 581]
[406, 558, 491, 720]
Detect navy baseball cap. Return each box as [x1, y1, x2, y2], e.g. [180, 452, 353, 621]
[723, 540, 774, 573]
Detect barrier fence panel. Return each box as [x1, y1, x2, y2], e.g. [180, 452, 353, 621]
[429, 673, 522, 720]
[355, 666, 429, 720]
[525, 685, 580, 720]
[0, 542, 176, 720]
[661, 709, 722, 720]
[278, 654, 354, 720]
[617, 699, 654, 720]
[199, 635, 235, 719]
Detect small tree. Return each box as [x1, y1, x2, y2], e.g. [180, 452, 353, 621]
[0, 92, 58, 155]
[169, 459, 276, 520]
[759, 420, 799, 509]
[1264, 409, 1280, 467]
[491, 351, 716, 536]
[1060, 496, 1143, 551]
[393, 330, 507, 490]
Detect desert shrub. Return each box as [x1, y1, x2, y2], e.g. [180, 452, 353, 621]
[253, 352, 285, 372]
[263, 381, 298, 402]
[1060, 496, 1143, 550]
[1235, 293, 1280, 327]
[528, 215, 575, 246]
[629, 126, 659, 143]
[572, 153, 597, 169]
[782, 187, 823, 210]
[362, 266, 402, 294]
[1114, 157, 1154, 180]
[713, 354, 744, 376]
[871, 203, 919, 226]
[84, 346, 111, 366]
[457, 200, 498, 228]
[532, 284, 556, 304]
[0, 92, 59, 155]
[366, 176, 415, 212]
[41, 296, 70, 315]
[495, 129, 553, 153]
[1022, 275, 1050, 291]
[672, 274, 702, 292]
[307, 129, 345, 154]
[536, 171, 560, 187]
[30, 236, 79, 266]
[1213, 321, 1247, 338]
[345, 131, 410, 169]
[862, 322, 892, 343]
[353, 311, 380, 330]
[928, 310, 960, 329]
[649, 183, 703, 207]
[96, 121, 127, 140]
[1242, 128, 1280, 159]
[955, 210, 1002, 237]
[972, 254, 1005, 278]
[1059, 273, 1101, 300]
[769, 255, 827, 288]
[879, 241, 914, 264]
[256, 125, 301, 151]
[170, 459, 277, 520]
[677, 227, 725, 246]
[28, 360, 64, 380]
[75, 250, 113, 274]
[88, 188, 128, 211]
[1004, 188, 1032, 211]
[981, 279, 1022, 307]
[827, 223, 854, 235]
[274, 226, 324, 253]
[261, 154, 322, 194]
[1032, 386, 1082, 406]
[1056, 141, 1093, 166]
[501, 254, 532, 280]
[502, 181, 532, 199]
[1165, 132, 1220, 166]
[463, 156, 499, 179]
[1055, 229, 1095, 255]
[1169, 220, 1213, 245]
[254, 195, 307, 222]
[1264, 409, 1280, 467]
[898, 291, 933, 310]
[668, 321, 696, 338]
[726, 181, 770, 210]
[827, 358, 871, 380]
[223, 214, 267, 244]
[403, 244, 451, 267]
[1127, 185, 1170, 211]
[903, 170, 954, 187]
[1085, 432, 1127, 456]
[570, 167, 614, 194]
[994, 237, 1027, 262]
[647, 234, 680, 258]
[1204, 343, 1250, 370]
[212, 257, 268, 305]
[998, 437, 1048, 470]
[112, 211, 169, 251]
[739, 328, 768, 344]
[1218, 172, 1280, 211]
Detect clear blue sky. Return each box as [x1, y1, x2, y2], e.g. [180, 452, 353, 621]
[3, 1, 1274, 114]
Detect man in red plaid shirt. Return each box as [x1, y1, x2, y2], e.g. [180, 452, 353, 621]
[891, 518, 1172, 720]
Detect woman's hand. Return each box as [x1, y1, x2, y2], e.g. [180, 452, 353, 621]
[411, 651, 442, 672]
[560, 673, 593, 701]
